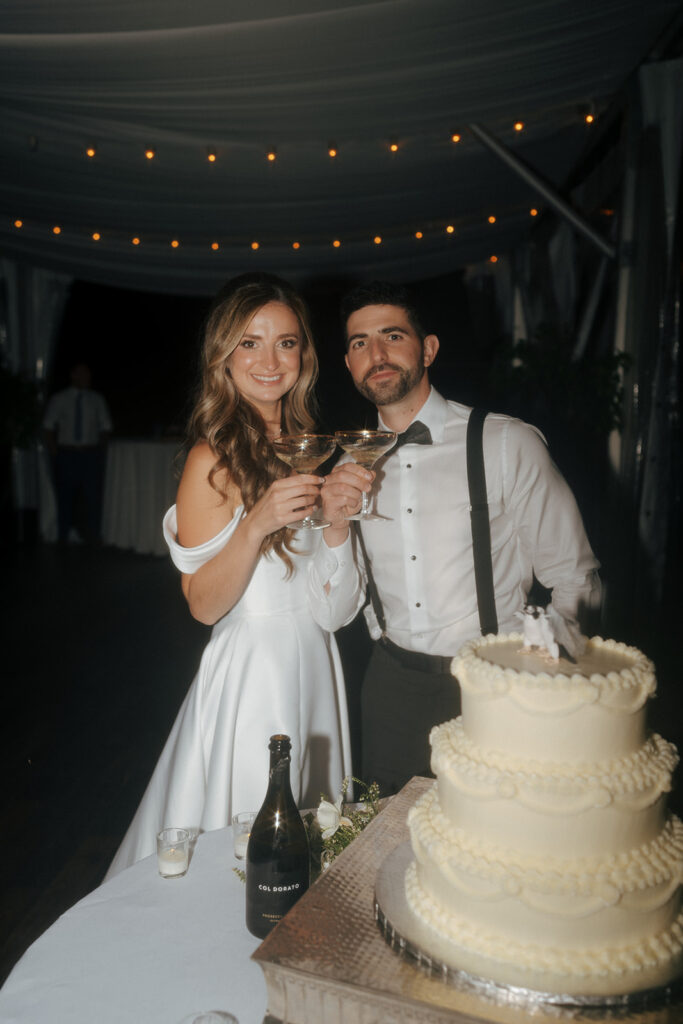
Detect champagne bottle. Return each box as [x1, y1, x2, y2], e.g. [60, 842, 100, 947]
[245, 734, 310, 939]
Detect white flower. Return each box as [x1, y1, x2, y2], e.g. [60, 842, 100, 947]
[316, 795, 352, 839]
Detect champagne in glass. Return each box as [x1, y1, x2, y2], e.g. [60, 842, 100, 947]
[272, 433, 337, 529]
[334, 430, 397, 522]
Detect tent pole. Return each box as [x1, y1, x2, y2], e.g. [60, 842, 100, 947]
[468, 122, 617, 260]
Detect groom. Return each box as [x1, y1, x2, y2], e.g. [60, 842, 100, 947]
[312, 280, 601, 795]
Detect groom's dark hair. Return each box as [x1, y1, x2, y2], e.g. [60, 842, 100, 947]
[339, 281, 426, 349]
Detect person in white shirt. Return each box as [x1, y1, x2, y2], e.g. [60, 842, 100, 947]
[309, 281, 601, 795]
[43, 362, 112, 543]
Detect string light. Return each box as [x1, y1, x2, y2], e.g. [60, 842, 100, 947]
[144, 147, 156, 160]
[206, 147, 217, 163]
[415, 231, 423, 239]
[446, 225, 455, 234]
[171, 239, 180, 248]
[251, 241, 260, 250]
[14, 219, 23, 228]
[489, 255, 498, 263]
[332, 239, 341, 248]
[266, 148, 277, 162]
[488, 215, 496, 224]
[530, 208, 538, 217]
[514, 122, 524, 132]
[389, 139, 399, 153]
[211, 242, 219, 250]
[92, 232, 101, 241]
[86, 146, 96, 158]
[132, 237, 140, 245]
[451, 133, 461, 143]
[328, 145, 337, 158]
[585, 113, 595, 124]
[52, 225, 61, 235]
[373, 235, 382, 245]
[292, 241, 300, 250]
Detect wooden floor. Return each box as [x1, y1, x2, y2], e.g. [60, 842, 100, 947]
[2, 538, 682, 988]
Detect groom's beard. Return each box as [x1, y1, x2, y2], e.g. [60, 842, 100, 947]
[355, 361, 424, 406]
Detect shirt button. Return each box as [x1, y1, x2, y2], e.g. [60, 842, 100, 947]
[406, 463, 412, 469]
[416, 602, 421, 607]
[407, 508, 413, 514]
[410, 555, 416, 560]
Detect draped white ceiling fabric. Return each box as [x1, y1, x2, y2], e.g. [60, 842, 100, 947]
[0, 0, 679, 294]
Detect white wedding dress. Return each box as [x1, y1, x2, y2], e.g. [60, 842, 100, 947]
[105, 505, 352, 879]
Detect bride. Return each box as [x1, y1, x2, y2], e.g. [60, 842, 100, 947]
[105, 274, 352, 878]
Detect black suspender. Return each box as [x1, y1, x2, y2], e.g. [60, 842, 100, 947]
[466, 408, 498, 635]
[355, 520, 387, 635]
[356, 407, 497, 642]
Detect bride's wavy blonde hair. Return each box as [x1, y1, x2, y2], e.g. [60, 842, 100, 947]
[186, 274, 319, 566]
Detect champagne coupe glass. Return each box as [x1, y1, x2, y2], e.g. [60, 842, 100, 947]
[334, 430, 397, 522]
[272, 434, 337, 529]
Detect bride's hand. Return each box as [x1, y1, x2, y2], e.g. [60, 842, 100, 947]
[245, 474, 323, 538]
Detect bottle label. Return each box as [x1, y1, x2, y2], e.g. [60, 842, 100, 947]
[246, 862, 309, 937]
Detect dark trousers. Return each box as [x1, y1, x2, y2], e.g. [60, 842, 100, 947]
[361, 641, 461, 797]
[55, 447, 104, 543]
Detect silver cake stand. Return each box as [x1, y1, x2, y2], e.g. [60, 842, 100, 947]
[375, 842, 683, 1016]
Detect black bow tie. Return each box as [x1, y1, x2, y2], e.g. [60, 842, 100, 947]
[393, 420, 432, 449]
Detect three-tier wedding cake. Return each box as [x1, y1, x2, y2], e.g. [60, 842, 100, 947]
[405, 633, 683, 997]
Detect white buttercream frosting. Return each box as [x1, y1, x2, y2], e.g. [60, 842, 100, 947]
[404, 633, 683, 997]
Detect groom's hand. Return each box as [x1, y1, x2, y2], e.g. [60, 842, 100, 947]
[320, 463, 374, 541]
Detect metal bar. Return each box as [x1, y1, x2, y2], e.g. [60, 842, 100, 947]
[572, 254, 609, 361]
[468, 122, 617, 260]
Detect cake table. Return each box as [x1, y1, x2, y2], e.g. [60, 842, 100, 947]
[252, 777, 683, 1024]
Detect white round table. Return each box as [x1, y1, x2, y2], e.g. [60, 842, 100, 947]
[0, 828, 266, 1024]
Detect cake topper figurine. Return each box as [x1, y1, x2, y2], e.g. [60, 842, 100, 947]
[517, 604, 584, 662]
[519, 604, 560, 659]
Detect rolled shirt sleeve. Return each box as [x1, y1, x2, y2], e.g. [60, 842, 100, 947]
[307, 533, 367, 632]
[502, 419, 601, 630]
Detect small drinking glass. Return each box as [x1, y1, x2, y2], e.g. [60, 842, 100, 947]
[157, 827, 189, 878]
[232, 811, 256, 860]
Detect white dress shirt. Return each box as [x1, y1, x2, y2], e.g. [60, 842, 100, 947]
[43, 386, 112, 446]
[308, 388, 601, 657]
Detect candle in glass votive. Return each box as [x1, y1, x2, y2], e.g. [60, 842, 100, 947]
[232, 811, 256, 860]
[233, 832, 249, 859]
[157, 827, 189, 878]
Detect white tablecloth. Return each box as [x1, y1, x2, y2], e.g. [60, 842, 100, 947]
[102, 439, 181, 556]
[0, 829, 266, 1024]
